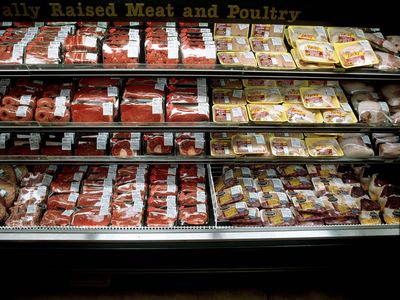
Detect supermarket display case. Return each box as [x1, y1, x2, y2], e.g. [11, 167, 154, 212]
[0, 0, 399, 280]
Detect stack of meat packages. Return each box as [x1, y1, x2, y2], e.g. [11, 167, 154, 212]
[0, 79, 72, 122]
[166, 77, 210, 122]
[71, 77, 119, 122]
[64, 22, 107, 64]
[179, 23, 216, 67]
[146, 164, 208, 227]
[145, 23, 179, 66]
[102, 25, 140, 64]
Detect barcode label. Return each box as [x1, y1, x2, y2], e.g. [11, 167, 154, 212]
[61, 137, 72, 150]
[102, 102, 113, 116]
[291, 138, 301, 148]
[55, 96, 67, 107]
[197, 204, 207, 213]
[41, 174, 53, 186]
[84, 36, 97, 48]
[71, 182, 80, 192]
[231, 107, 243, 118]
[164, 133, 173, 146]
[152, 98, 163, 114]
[54, 105, 66, 117]
[255, 135, 265, 144]
[68, 193, 79, 203]
[62, 210, 74, 217]
[233, 90, 243, 98]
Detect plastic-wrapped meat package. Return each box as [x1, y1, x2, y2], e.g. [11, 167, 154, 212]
[338, 135, 374, 158]
[281, 176, 312, 190]
[51, 180, 80, 194]
[0, 105, 34, 121]
[250, 24, 284, 38]
[111, 202, 144, 227]
[178, 190, 207, 206]
[305, 165, 337, 178]
[374, 51, 400, 71]
[120, 99, 165, 123]
[291, 207, 327, 222]
[322, 194, 360, 218]
[112, 192, 146, 204]
[71, 207, 111, 227]
[341, 81, 374, 95]
[379, 143, 400, 158]
[324, 217, 359, 225]
[35, 106, 71, 123]
[64, 51, 99, 64]
[40, 140, 72, 156]
[289, 190, 334, 214]
[145, 27, 180, 65]
[230, 208, 263, 226]
[146, 206, 177, 227]
[368, 173, 392, 202]
[0, 44, 24, 64]
[148, 196, 176, 208]
[116, 165, 148, 181]
[383, 196, 400, 224]
[276, 165, 308, 177]
[115, 182, 147, 195]
[64, 35, 99, 52]
[2, 92, 37, 107]
[381, 84, 400, 107]
[102, 35, 140, 64]
[260, 192, 289, 209]
[167, 103, 210, 122]
[285, 104, 321, 124]
[40, 209, 73, 226]
[359, 198, 381, 225]
[354, 100, 390, 124]
[217, 185, 245, 206]
[214, 23, 249, 37]
[111, 139, 138, 158]
[25, 42, 62, 64]
[20, 172, 47, 187]
[0, 181, 17, 208]
[75, 140, 106, 156]
[144, 134, 173, 155]
[261, 208, 296, 226]
[312, 177, 352, 197]
[149, 183, 178, 198]
[78, 77, 119, 88]
[219, 201, 249, 221]
[5, 203, 42, 227]
[179, 165, 206, 183]
[7, 140, 39, 156]
[47, 193, 78, 210]
[77, 193, 107, 207]
[364, 33, 398, 54]
[123, 84, 165, 100]
[178, 204, 208, 225]
[71, 100, 116, 122]
[175, 133, 205, 156]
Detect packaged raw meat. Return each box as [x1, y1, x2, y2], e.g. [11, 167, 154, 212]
[322, 105, 357, 124]
[5, 203, 42, 227]
[383, 196, 400, 224]
[0, 43, 25, 64]
[289, 190, 334, 214]
[71, 206, 111, 227]
[215, 37, 250, 52]
[341, 81, 374, 95]
[305, 138, 343, 157]
[306, 164, 337, 178]
[300, 87, 340, 109]
[40, 209, 73, 226]
[175, 133, 205, 157]
[64, 51, 99, 64]
[231, 134, 268, 155]
[0, 105, 34, 121]
[210, 79, 243, 89]
[255, 52, 296, 69]
[166, 103, 210, 122]
[327, 27, 365, 44]
[287, 26, 328, 44]
[359, 199, 381, 225]
[253, 168, 278, 179]
[242, 79, 276, 88]
[257, 178, 284, 193]
[230, 207, 263, 226]
[35, 106, 71, 123]
[217, 51, 257, 67]
[247, 104, 286, 123]
[338, 136, 374, 158]
[146, 206, 177, 227]
[210, 139, 235, 158]
[217, 185, 244, 206]
[219, 201, 249, 220]
[355, 100, 390, 124]
[178, 205, 208, 225]
[79, 78, 120, 88]
[261, 208, 296, 226]
[311, 177, 352, 197]
[282, 176, 313, 190]
[245, 87, 282, 104]
[102, 39, 140, 64]
[51, 180, 80, 194]
[279, 87, 302, 103]
[284, 104, 323, 123]
[249, 37, 287, 53]
[379, 143, 400, 158]
[120, 100, 165, 123]
[212, 105, 248, 123]
[270, 137, 308, 157]
[47, 193, 78, 210]
[260, 192, 289, 209]
[365, 33, 399, 54]
[250, 24, 284, 38]
[295, 41, 338, 64]
[374, 51, 400, 71]
[111, 202, 144, 227]
[212, 89, 246, 105]
[324, 194, 361, 217]
[0, 165, 17, 184]
[214, 23, 249, 37]
[0, 180, 17, 208]
[381, 84, 400, 107]
[334, 40, 378, 68]
[144, 134, 173, 155]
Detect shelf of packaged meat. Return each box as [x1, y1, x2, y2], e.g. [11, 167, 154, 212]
[0, 163, 398, 243]
[1, 64, 399, 80]
[1, 155, 400, 165]
[0, 121, 398, 133]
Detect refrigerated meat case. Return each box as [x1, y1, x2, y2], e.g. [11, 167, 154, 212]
[0, 1, 399, 280]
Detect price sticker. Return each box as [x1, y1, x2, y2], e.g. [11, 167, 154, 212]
[71, 181, 80, 192]
[129, 22, 140, 26]
[167, 184, 176, 193]
[62, 210, 74, 217]
[73, 172, 83, 181]
[273, 25, 284, 33]
[86, 53, 98, 61]
[61, 137, 72, 150]
[47, 165, 57, 172]
[197, 204, 207, 213]
[341, 103, 352, 112]
[102, 102, 113, 116]
[107, 86, 118, 97]
[29, 137, 40, 150]
[41, 174, 53, 186]
[48, 46, 59, 59]
[291, 138, 301, 148]
[136, 182, 145, 191]
[55, 96, 67, 107]
[197, 191, 206, 202]
[54, 105, 66, 117]
[131, 190, 142, 202]
[233, 90, 243, 98]
[19, 95, 31, 105]
[26, 205, 37, 215]
[164, 132, 173, 146]
[37, 186, 47, 197]
[255, 134, 265, 144]
[79, 165, 88, 172]
[231, 107, 243, 118]
[168, 43, 179, 59]
[84, 36, 97, 48]
[361, 135, 371, 145]
[68, 193, 79, 203]
[130, 139, 140, 150]
[64, 133, 75, 143]
[99, 205, 110, 216]
[96, 137, 107, 150]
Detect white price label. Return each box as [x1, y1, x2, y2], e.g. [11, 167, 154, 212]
[236, 37, 246, 45]
[195, 138, 205, 149]
[41, 174, 53, 186]
[233, 90, 243, 98]
[154, 83, 165, 91]
[99, 205, 110, 216]
[79, 165, 88, 172]
[100, 193, 111, 205]
[68, 193, 79, 203]
[54, 105, 66, 117]
[341, 103, 352, 112]
[73, 172, 83, 181]
[231, 107, 243, 118]
[267, 169, 276, 177]
[48, 46, 59, 59]
[26, 205, 37, 215]
[166, 195, 176, 206]
[167, 175, 176, 185]
[227, 43, 233, 51]
[0, 135, 7, 149]
[129, 22, 140, 26]
[131, 190, 142, 202]
[168, 167, 177, 176]
[271, 37, 282, 46]
[168, 44, 179, 59]
[96, 137, 107, 150]
[379, 102, 390, 112]
[157, 78, 167, 86]
[361, 135, 371, 145]
[282, 54, 293, 63]
[315, 26, 326, 36]
[2, 22, 12, 26]
[205, 46, 216, 59]
[202, 36, 213, 41]
[29, 137, 40, 150]
[270, 57, 278, 65]
[136, 182, 145, 191]
[360, 40, 371, 50]
[291, 138, 301, 148]
[62, 210, 74, 217]
[167, 184, 176, 193]
[166, 207, 177, 218]
[325, 87, 336, 97]
[255, 135, 265, 144]
[37, 186, 47, 197]
[273, 25, 284, 33]
[164, 133, 173, 146]
[20, 95, 31, 105]
[61, 137, 72, 150]
[64, 132, 75, 143]
[107, 86, 118, 97]
[247, 144, 253, 152]
[196, 96, 208, 103]
[0, 78, 10, 86]
[34, 22, 44, 26]
[231, 185, 242, 196]
[59, 89, 71, 98]
[135, 175, 145, 184]
[277, 192, 288, 202]
[71, 181, 80, 192]
[272, 179, 283, 189]
[243, 51, 254, 59]
[224, 96, 230, 104]
[48, 165, 57, 172]
[224, 148, 231, 155]
[55, 96, 67, 107]
[84, 36, 97, 48]
[152, 98, 163, 114]
[86, 53, 98, 61]
[238, 23, 248, 30]
[197, 191, 206, 202]
[130, 139, 140, 150]
[263, 44, 270, 51]
[281, 208, 293, 219]
[166, 22, 176, 27]
[198, 103, 209, 116]
[102, 102, 113, 116]
[197, 204, 207, 213]
[235, 202, 246, 209]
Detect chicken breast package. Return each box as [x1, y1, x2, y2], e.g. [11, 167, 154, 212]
[338, 135, 374, 158]
[334, 40, 379, 68]
[284, 104, 323, 123]
[217, 51, 257, 67]
[250, 24, 285, 38]
[255, 52, 296, 70]
[287, 26, 328, 45]
[327, 27, 365, 44]
[270, 137, 309, 157]
[231, 134, 269, 155]
[291, 49, 336, 70]
[242, 79, 277, 88]
[215, 37, 250, 52]
[322, 104, 357, 124]
[247, 104, 287, 123]
[214, 23, 250, 37]
[249, 37, 287, 53]
[261, 208, 296, 226]
[212, 88, 246, 105]
[245, 87, 283, 104]
[212, 105, 249, 123]
[300, 87, 340, 109]
[210, 139, 235, 158]
[295, 41, 339, 64]
[280, 87, 302, 103]
[305, 138, 344, 157]
[374, 51, 400, 72]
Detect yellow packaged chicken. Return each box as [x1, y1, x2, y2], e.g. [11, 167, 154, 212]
[212, 88, 246, 105]
[284, 104, 323, 123]
[300, 87, 340, 109]
[291, 49, 336, 70]
[327, 27, 366, 43]
[270, 137, 309, 157]
[245, 87, 282, 104]
[305, 137, 344, 157]
[322, 104, 357, 124]
[295, 40, 339, 64]
[210, 139, 235, 158]
[231, 134, 268, 155]
[287, 26, 328, 44]
[247, 104, 287, 123]
[279, 86, 303, 103]
[212, 105, 249, 123]
[334, 40, 379, 68]
[255, 52, 296, 70]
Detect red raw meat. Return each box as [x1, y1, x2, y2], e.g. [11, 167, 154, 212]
[0, 105, 34, 121]
[166, 103, 209, 122]
[145, 135, 173, 154]
[178, 191, 207, 206]
[120, 101, 165, 123]
[149, 183, 178, 197]
[178, 205, 208, 225]
[79, 78, 119, 88]
[71, 102, 114, 122]
[35, 107, 71, 123]
[111, 202, 143, 227]
[111, 139, 137, 157]
[71, 207, 111, 227]
[123, 85, 164, 100]
[51, 181, 80, 194]
[47, 193, 78, 210]
[40, 210, 72, 226]
[146, 207, 177, 227]
[77, 193, 104, 207]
